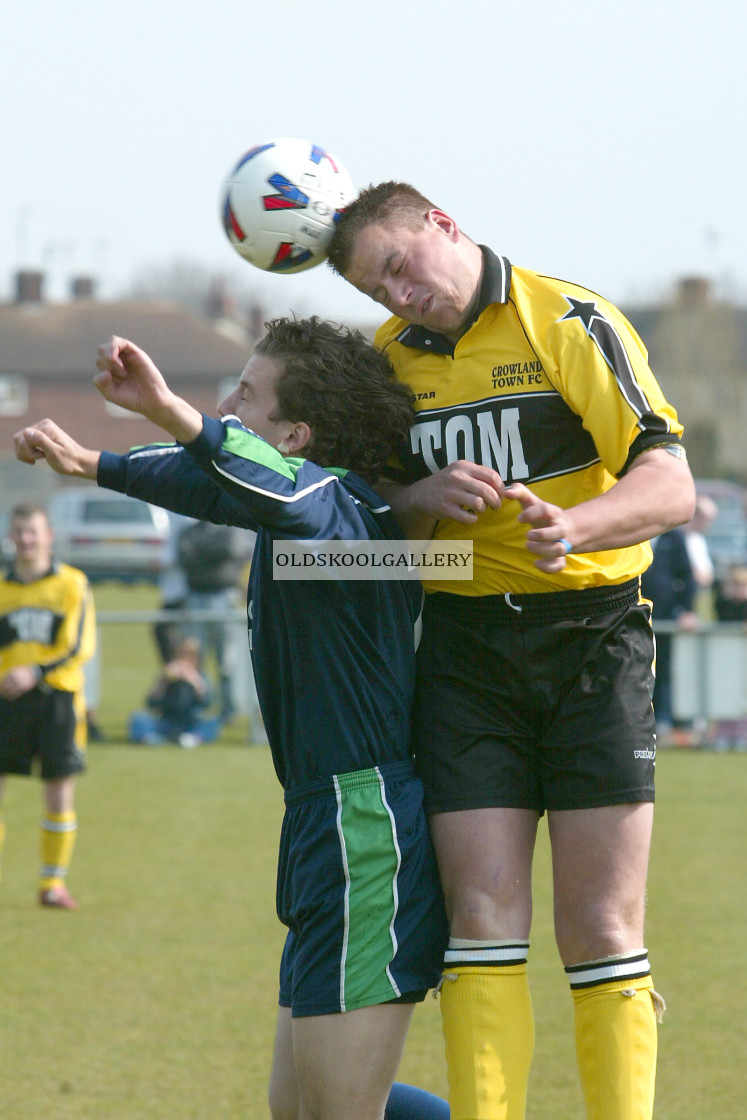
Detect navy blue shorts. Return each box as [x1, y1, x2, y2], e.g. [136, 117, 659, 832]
[413, 581, 657, 814]
[277, 760, 448, 1018]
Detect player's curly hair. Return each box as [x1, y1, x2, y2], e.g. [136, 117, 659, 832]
[327, 181, 437, 278]
[255, 316, 414, 483]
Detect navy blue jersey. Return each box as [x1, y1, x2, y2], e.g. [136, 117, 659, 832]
[98, 416, 423, 790]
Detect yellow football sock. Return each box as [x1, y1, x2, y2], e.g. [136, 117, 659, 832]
[39, 811, 77, 890]
[572, 969, 663, 1120]
[440, 964, 534, 1120]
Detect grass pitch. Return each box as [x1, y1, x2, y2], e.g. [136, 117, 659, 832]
[0, 584, 745, 1118]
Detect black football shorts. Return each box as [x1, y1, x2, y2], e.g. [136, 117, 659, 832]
[0, 688, 87, 780]
[412, 580, 656, 814]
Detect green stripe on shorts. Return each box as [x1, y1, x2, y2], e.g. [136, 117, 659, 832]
[334, 766, 401, 1012]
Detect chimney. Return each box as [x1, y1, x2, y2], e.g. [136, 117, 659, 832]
[678, 276, 711, 309]
[249, 301, 266, 341]
[205, 278, 237, 321]
[71, 275, 96, 300]
[15, 270, 44, 304]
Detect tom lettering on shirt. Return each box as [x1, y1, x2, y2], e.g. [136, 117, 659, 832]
[404, 390, 600, 487]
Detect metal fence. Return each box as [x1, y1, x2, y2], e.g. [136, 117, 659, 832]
[659, 621, 747, 721]
[86, 609, 747, 729]
[86, 607, 261, 727]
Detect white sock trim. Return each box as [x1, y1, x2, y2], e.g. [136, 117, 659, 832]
[565, 950, 650, 990]
[445, 937, 530, 966]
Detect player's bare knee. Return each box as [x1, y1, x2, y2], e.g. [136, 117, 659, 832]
[554, 900, 645, 964]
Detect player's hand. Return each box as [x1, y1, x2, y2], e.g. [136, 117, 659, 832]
[94, 336, 203, 443]
[164, 660, 190, 682]
[13, 419, 100, 479]
[94, 336, 174, 421]
[0, 665, 39, 700]
[503, 482, 573, 573]
[408, 461, 504, 524]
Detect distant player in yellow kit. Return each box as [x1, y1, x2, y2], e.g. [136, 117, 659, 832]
[329, 181, 696, 1120]
[0, 502, 95, 909]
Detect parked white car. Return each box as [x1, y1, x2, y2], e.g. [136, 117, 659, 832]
[46, 486, 171, 584]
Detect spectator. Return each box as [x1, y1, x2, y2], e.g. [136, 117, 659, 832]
[683, 494, 717, 614]
[177, 519, 247, 722]
[152, 510, 197, 664]
[641, 528, 698, 746]
[0, 502, 96, 909]
[712, 564, 747, 749]
[129, 635, 221, 748]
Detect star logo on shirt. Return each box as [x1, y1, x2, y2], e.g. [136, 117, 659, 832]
[558, 296, 606, 336]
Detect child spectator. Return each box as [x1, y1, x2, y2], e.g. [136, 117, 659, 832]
[129, 636, 221, 748]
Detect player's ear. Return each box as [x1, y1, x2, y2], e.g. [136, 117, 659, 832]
[427, 209, 459, 241]
[280, 422, 312, 455]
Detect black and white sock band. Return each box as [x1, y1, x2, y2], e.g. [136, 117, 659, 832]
[565, 950, 651, 990]
[444, 937, 530, 968]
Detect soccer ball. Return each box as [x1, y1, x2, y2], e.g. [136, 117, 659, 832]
[220, 138, 355, 274]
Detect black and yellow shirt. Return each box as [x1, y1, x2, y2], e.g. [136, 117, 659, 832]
[0, 562, 95, 694]
[377, 249, 684, 596]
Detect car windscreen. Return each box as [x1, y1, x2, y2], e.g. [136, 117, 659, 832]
[82, 500, 153, 524]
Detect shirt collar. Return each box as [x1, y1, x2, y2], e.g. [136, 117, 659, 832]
[394, 248, 512, 354]
[5, 560, 58, 584]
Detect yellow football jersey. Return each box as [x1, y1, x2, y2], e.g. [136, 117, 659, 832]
[377, 250, 684, 596]
[0, 562, 96, 693]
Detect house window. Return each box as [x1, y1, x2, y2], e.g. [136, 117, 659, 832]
[0, 374, 28, 417]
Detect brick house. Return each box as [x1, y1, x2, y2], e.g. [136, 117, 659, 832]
[623, 278, 747, 484]
[0, 271, 259, 510]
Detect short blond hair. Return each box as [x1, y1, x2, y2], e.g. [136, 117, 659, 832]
[11, 501, 49, 526]
[327, 181, 436, 277]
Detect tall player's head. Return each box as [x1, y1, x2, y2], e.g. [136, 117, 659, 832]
[9, 502, 54, 575]
[217, 316, 414, 483]
[328, 181, 484, 338]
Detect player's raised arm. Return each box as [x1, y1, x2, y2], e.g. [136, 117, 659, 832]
[14, 419, 100, 479]
[94, 335, 203, 444]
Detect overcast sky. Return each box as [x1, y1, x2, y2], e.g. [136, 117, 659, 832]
[2, 0, 745, 331]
